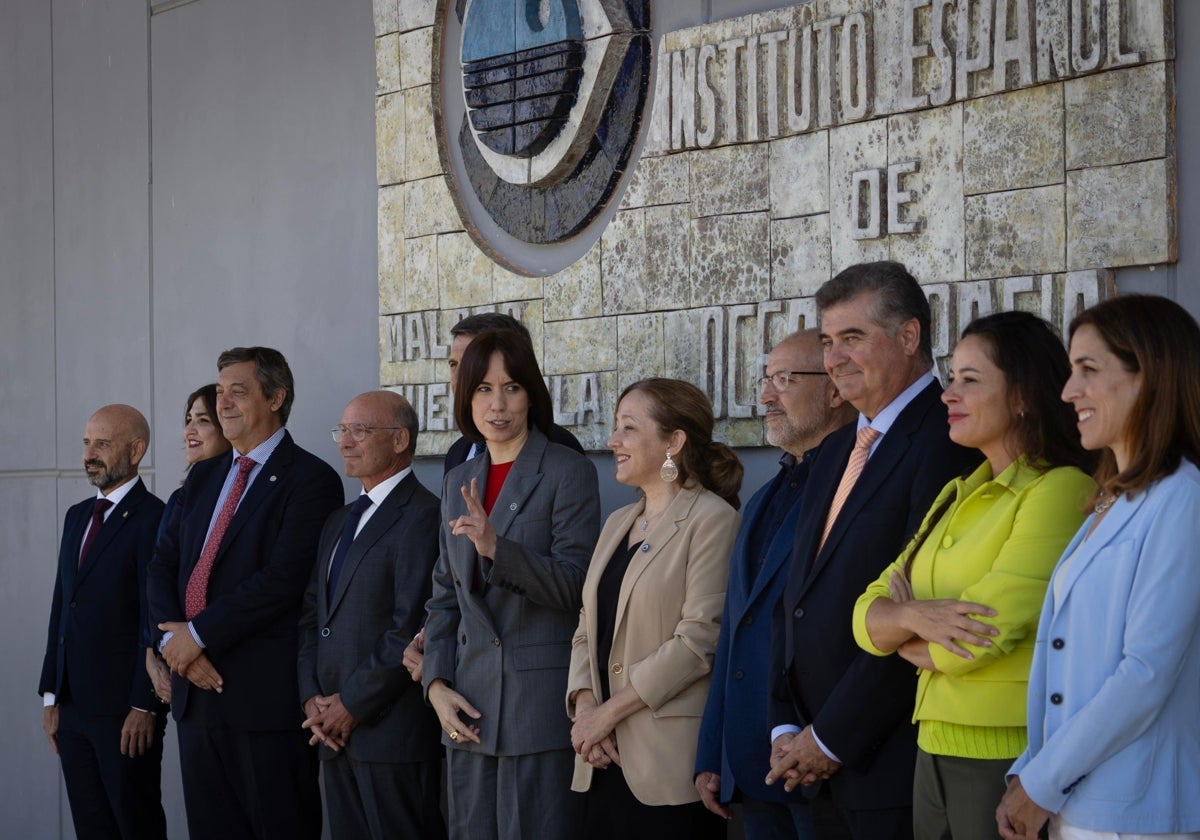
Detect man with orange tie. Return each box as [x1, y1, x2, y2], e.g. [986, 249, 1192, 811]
[766, 263, 980, 840]
[148, 347, 343, 840]
[40, 404, 167, 840]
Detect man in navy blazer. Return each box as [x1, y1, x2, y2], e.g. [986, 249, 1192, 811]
[298, 391, 446, 840]
[148, 347, 343, 840]
[766, 263, 980, 840]
[40, 404, 167, 840]
[695, 330, 854, 838]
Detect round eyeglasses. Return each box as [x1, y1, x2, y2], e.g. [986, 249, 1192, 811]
[757, 370, 827, 391]
[330, 424, 403, 443]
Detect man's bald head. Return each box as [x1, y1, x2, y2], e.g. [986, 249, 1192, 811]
[83, 404, 149, 492]
[336, 390, 419, 490]
[760, 330, 855, 457]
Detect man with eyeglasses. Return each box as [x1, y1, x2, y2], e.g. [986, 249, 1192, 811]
[694, 330, 855, 838]
[298, 390, 446, 839]
[148, 346, 343, 840]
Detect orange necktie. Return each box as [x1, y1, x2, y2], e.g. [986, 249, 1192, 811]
[818, 426, 880, 554]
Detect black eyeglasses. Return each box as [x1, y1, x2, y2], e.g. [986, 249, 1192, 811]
[757, 371, 827, 391]
[331, 424, 402, 443]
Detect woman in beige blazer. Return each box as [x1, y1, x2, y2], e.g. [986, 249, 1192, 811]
[567, 378, 742, 840]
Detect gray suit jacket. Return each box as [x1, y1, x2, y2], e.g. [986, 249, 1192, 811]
[297, 471, 442, 764]
[423, 426, 600, 756]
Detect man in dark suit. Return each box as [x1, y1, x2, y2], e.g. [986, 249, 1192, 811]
[766, 263, 981, 840]
[298, 390, 446, 840]
[148, 346, 343, 840]
[695, 330, 855, 839]
[40, 404, 167, 840]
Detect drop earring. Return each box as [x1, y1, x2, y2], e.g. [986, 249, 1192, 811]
[660, 450, 679, 483]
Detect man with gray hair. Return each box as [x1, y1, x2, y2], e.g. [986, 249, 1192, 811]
[695, 330, 855, 838]
[767, 263, 980, 840]
[299, 390, 446, 839]
[40, 404, 167, 840]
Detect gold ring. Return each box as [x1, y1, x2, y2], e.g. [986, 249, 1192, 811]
[449, 730, 459, 741]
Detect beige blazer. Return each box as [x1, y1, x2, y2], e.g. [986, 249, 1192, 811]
[567, 484, 739, 805]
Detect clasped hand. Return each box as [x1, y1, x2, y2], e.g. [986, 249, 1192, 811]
[302, 693, 357, 751]
[764, 726, 840, 792]
[449, 478, 497, 559]
[570, 690, 620, 769]
[157, 621, 223, 692]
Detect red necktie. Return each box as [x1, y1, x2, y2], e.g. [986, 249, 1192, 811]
[78, 498, 113, 567]
[185, 456, 255, 619]
[818, 427, 880, 554]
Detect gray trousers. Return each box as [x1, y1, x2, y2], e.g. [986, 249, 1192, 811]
[323, 754, 445, 840]
[445, 747, 579, 840]
[913, 750, 1012, 840]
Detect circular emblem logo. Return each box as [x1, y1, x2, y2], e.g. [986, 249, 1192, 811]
[435, 0, 652, 265]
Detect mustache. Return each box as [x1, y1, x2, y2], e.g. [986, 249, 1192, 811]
[84, 460, 106, 469]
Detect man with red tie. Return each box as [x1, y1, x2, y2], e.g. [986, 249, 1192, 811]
[148, 347, 343, 840]
[40, 404, 167, 840]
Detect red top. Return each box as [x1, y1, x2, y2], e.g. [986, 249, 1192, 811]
[483, 461, 515, 515]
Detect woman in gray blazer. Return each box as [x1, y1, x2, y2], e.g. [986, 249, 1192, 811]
[423, 329, 601, 840]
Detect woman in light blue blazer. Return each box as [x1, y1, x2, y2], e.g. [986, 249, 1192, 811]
[996, 295, 1200, 840]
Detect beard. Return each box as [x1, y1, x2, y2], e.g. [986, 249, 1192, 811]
[85, 453, 132, 491]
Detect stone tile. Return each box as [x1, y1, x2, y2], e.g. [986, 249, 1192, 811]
[1065, 63, 1169, 170]
[378, 185, 405, 314]
[376, 92, 405, 186]
[545, 241, 601, 321]
[828, 119, 890, 269]
[1067, 159, 1175, 269]
[664, 15, 751, 52]
[567, 371, 619, 451]
[725, 302, 764, 419]
[771, 215, 831, 298]
[373, 0, 397, 37]
[663, 307, 723, 393]
[965, 185, 1066, 278]
[601, 205, 691, 314]
[399, 26, 433, 90]
[544, 318, 618, 374]
[404, 234, 439, 315]
[643, 37, 672, 157]
[770, 131, 829, 218]
[547, 372, 611, 438]
[889, 105, 965, 283]
[690, 213, 770, 306]
[397, 0, 436, 34]
[436, 232, 492, 310]
[403, 175, 462, 238]
[493, 262, 543, 305]
[715, 418, 764, 448]
[690, 145, 769, 217]
[405, 85, 441, 180]
[415, 429, 458, 459]
[1123, 0, 1172, 63]
[619, 153, 690, 210]
[376, 34, 400, 95]
[964, 84, 1063, 196]
[617, 312, 665, 385]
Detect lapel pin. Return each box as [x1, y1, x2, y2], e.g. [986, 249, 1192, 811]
[640, 544, 650, 552]
[122, 511, 129, 518]
[509, 502, 518, 511]
[269, 475, 277, 482]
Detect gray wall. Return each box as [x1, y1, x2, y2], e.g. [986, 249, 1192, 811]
[0, 0, 378, 836]
[2, 0, 1197, 837]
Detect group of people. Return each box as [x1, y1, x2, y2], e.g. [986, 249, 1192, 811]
[39, 260, 1200, 840]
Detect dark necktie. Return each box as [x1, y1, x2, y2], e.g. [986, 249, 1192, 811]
[78, 498, 113, 567]
[326, 494, 374, 610]
[185, 456, 255, 619]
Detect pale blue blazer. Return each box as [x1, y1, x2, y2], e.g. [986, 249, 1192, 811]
[1009, 460, 1200, 833]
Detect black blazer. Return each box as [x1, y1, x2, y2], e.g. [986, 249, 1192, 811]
[442, 423, 585, 473]
[297, 471, 442, 763]
[771, 380, 981, 810]
[41, 479, 164, 715]
[147, 431, 344, 730]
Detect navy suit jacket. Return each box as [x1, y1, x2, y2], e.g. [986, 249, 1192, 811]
[148, 430, 343, 730]
[695, 453, 816, 805]
[41, 479, 164, 715]
[771, 380, 981, 810]
[297, 472, 442, 764]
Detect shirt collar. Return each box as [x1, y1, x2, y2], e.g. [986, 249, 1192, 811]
[239, 426, 287, 466]
[96, 475, 141, 508]
[857, 370, 936, 436]
[362, 466, 412, 508]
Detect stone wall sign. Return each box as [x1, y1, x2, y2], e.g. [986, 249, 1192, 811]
[374, 0, 1175, 456]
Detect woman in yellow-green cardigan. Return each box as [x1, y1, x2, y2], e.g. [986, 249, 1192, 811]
[852, 312, 1095, 840]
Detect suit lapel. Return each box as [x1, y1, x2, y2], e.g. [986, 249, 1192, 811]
[182, 451, 232, 576]
[1054, 491, 1146, 606]
[213, 432, 295, 564]
[613, 486, 700, 631]
[785, 429, 851, 603]
[327, 475, 416, 616]
[488, 433, 547, 538]
[728, 477, 774, 609]
[449, 453, 498, 632]
[75, 480, 146, 586]
[61, 502, 91, 597]
[744, 490, 805, 611]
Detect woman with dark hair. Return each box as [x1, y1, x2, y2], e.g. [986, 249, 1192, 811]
[567, 378, 742, 840]
[145, 384, 231, 704]
[997, 296, 1200, 840]
[423, 329, 602, 839]
[852, 311, 1095, 840]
